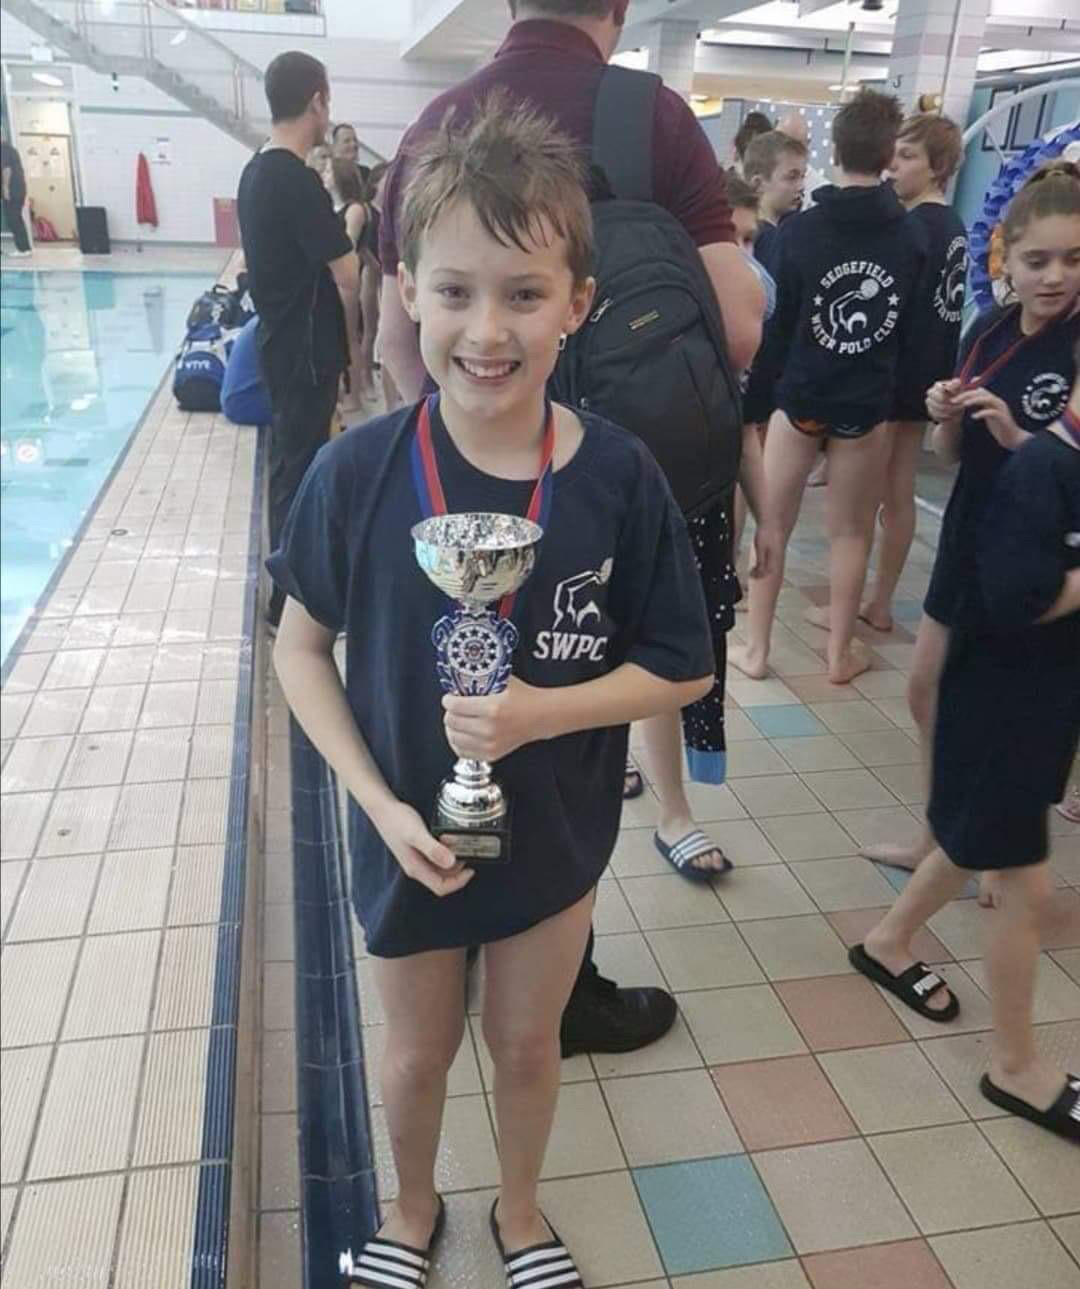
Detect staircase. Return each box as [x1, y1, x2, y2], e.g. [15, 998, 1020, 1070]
[2, 0, 269, 151]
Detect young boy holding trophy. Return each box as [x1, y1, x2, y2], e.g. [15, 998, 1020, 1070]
[268, 98, 714, 1286]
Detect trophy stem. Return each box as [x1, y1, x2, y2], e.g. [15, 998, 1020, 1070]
[455, 758, 493, 788]
[437, 757, 505, 828]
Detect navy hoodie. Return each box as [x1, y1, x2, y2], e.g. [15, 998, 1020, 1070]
[756, 183, 928, 428]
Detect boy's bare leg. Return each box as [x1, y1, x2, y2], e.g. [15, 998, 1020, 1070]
[371, 947, 468, 1246]
[730, 412, 819, 679]
[986, 863, 1066, 1109]
[862, 614, 949, 869]
[484, 890, 594, 1250]
[863, 846, 969, 1013]
[642, 710, 728, 872]
[822, 425, 890, 684]
[862, 421, 923, 632]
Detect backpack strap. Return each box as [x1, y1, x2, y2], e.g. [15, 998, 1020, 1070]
[591, 65, 660, 202]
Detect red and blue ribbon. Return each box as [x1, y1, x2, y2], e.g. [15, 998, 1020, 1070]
[411, 394, 553, 618]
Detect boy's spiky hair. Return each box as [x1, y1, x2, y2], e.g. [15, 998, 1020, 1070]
[400, 91, 593, 283]
[833, 89, 903, 177]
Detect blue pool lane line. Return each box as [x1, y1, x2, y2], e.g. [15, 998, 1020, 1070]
[288, 714, 380, 1288]
[189, 434, 263, 1288]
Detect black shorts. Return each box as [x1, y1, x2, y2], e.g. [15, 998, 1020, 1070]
[928, 634, 1080, 870]
[786, 412, 880, 442]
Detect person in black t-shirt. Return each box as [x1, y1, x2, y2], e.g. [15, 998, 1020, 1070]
[237, 51, 359, 628]
[271, 99, 712, 1277]
[850, 359, 1080, 1143]
[862, 164, 1080, 878]
[1, 125, 31, 256]
[861, 114, 968, 635]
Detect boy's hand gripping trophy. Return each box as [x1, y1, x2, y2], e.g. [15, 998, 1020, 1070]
[412, 513, 543, 862]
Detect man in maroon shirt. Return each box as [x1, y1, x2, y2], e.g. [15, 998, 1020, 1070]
[378, 0, 765, 1060]
[379, 1, 763, 394]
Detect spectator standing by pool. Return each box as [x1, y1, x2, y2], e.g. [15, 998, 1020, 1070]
[237, 51, 359, 629]
[1, 124, 31, 257]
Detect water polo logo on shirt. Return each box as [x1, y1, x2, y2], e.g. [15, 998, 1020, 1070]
[1021, 372, 1070, 423]
[811, 261, 899, 356]
[533, 560, 614, 663]
[933, 236, 968, 324]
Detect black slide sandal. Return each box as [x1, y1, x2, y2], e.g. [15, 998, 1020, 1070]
[490, 1199, 584, 1289]
[848, 944, 959, 1023]
[340, 1195, 446, 1287]
[980, 1073, 1080, 1142]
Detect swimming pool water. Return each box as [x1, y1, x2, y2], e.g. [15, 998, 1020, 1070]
[0, 269, 216, 666]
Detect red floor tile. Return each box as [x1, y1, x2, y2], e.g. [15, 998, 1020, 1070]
[803, 1238, 953, 1289]
[826, 908, 952, 963]
[710, 1055, 856, 1151]
[775, 975, 908, 1051]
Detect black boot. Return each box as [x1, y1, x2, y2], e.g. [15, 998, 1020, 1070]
[559, 929, 677, 1058]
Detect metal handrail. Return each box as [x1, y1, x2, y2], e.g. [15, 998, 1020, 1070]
[145, 0, 266, 81]
[962, 77, 1080, 161]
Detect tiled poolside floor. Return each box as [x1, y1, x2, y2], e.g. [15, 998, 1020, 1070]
[331, 485, 1079, 1289]
[2, 344, 1077, 1288]
[0, 366, 262, 1285]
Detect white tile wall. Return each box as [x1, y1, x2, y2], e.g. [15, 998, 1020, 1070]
[1, 12, 469, 245]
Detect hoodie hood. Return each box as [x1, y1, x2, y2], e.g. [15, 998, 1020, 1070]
[812, 182, 907, 229]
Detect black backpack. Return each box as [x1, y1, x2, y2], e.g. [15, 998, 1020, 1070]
[549, 66, 742, 518]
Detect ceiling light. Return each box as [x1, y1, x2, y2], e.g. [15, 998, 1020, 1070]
[31, 71, 64, 87]
[170, 31, 187, 46]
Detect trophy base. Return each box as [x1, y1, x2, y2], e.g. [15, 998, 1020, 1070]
[432, 798, 511, 864]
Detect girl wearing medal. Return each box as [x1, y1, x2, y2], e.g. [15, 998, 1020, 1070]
[862, 161, 1080, 878]
[268, 100, 714, 1286]
[850, 354, 1080, 1141]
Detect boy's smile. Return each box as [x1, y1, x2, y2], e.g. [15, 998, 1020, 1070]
[400, 199, 593, 437]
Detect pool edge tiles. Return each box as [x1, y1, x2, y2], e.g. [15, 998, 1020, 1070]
[0, 327, 266, 1287]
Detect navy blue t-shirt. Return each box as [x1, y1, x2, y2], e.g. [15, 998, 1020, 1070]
[267, 403, 713, 957]
[926, 304, 1079, 629]
[892, 202, 968, 420]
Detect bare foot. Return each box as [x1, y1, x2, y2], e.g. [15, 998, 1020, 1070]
[861, 840, 934, 872]
[828, 639, 873, 685]
[375, 1193, 441, 1249]
[858, 603, 894, 633]
[803, 604, 831, 631]
[978, 872, 1002, 909]
[728, 643, 769, 679]
[863, 928, 953, 1012]
[657, 815, 730, 874]
[989, 1057, 1072, 1114]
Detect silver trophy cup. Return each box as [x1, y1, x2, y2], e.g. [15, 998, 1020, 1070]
[412, 512, 543, 862]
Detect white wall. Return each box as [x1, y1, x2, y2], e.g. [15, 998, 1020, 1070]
[1, 8, 469, 244]
[215, 32, 472, 160]
[73, 67, 251, 243]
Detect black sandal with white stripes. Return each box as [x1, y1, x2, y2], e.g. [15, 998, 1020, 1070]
[980, 1072, 1080, 1142]
[490, 1199, 584, 1289]
[339, 1195, 446, 1287]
